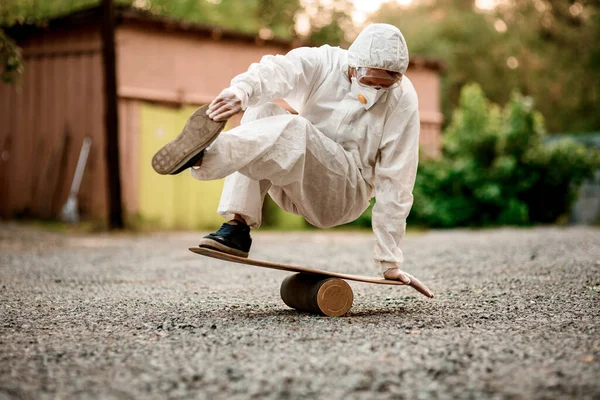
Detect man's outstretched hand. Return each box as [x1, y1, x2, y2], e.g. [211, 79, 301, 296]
[207, 88, 244, 121]
[383, 267, 411, 284]
[384, 267, 434, 298]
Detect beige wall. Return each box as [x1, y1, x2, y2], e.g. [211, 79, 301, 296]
[116, 26, 291, 105]
[407, 67, 443, 157]
[0, 27, 108, 221]
[116, 26, 442, 126]
[408, 67, 442, 123]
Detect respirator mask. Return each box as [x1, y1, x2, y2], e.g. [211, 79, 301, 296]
[350, 67, 402, 110]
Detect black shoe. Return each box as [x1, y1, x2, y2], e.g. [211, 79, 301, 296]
[199, 221, 252, 258]
[171, 150, 204, 175]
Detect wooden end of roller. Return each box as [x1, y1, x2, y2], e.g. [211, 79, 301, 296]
[280, 273, 353, 317]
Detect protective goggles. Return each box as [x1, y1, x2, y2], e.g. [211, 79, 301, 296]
[355, 67, 402, 90]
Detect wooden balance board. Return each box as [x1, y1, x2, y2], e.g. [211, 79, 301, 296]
[190, 247, 434, 317]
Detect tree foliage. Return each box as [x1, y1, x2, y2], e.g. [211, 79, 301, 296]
[0, 0, 354, 84]
[410, 84, 599, 227]
[370, 0, 600, 134]
[0, 0, 353, 42]
[0, 29, 22, 84]
[352, 83, 599, 229]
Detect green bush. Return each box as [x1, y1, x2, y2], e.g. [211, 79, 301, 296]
[355, 83, 600, 228]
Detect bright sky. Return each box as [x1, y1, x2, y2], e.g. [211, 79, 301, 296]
[352, 0, 412, 25]
[352, 0, 502, 24]
[296, 0, 502, 36]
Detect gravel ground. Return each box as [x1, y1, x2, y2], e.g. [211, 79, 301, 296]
[0, 222, 599, 399]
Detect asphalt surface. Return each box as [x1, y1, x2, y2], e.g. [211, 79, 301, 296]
[1, 222, 599, 399]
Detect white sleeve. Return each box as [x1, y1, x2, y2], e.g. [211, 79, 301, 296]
[229, 46, 327, 107]
[372, 107, 420, 272]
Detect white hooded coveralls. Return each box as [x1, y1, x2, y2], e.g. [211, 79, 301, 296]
[191, 24, 420, 272]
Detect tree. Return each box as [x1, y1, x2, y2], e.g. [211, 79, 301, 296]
[410, 84, 599, 227]
[0, 30, 22, 84]
[369, 0, 600, 134]
[1, 0, 354, 84]
[0, 0, 354, 42]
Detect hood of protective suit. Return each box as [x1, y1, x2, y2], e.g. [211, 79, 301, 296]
[347, 24, 409, 75]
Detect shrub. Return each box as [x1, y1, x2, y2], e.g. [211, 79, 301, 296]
[355, 83, 600, 228]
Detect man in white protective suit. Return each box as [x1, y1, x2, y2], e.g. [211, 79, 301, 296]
[152, 23, 428, 290]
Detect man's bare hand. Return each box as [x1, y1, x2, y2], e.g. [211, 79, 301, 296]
[383, 267, 411, 284]
[384, 267, 434, 298]
[207, 88, 244, 121]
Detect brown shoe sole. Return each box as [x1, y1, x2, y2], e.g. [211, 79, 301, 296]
[198, 238, 250, 258]
[151, 104, 226, 175]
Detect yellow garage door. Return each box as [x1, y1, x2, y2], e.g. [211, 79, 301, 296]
[138, 103, 226, 230]
[138, 102, 308, 230]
